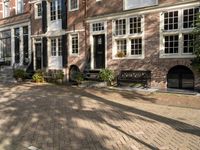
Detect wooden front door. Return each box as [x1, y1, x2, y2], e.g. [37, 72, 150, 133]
[93, 34, 105, 69]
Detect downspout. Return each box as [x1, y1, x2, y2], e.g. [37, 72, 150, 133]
[84, 0, 89, 69]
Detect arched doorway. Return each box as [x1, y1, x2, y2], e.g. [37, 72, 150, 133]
[167, 65, 194, 89]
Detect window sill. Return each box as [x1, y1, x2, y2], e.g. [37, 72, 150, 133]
[70, 54, 79, 57]
[35, 16, 42, 19]
[112, 56, 144, 60]
[69, 8, 79, 12]
[159, 54, 195, 59]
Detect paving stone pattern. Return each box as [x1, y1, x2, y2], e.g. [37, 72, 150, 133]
[0, 83, 199, 150]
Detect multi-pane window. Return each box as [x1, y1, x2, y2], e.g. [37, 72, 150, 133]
[17, 0, 24, 14]
[130, 17, 141, 34]
[69, 0, 78, 11]
[183, 34, 194, 54]
[92, 22, 104, 32]
[51, 39, 57, 56]
[71, 34, 79, 54]
[14, 28, 20, 63]
[23, 26, 29, 65]
[51, 37, 62, 56]
[50, 0, 61, 21]
[116, 39, 127, 55]
[58, 38, 62, 56]
[3, 0, 10, 18]
[37, 3, 42, 17]
[114, 16, 143, 58]
[131, 38, 142, 55]
[115, 19, 126, 35]
[164, 11, 179, 30]
[164, 35, 179, 54]
[183, 8, 199, 28]
[0, 30, 11, 64]
[161, 8, 199, 57]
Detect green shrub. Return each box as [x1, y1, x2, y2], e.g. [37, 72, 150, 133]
[99, 68, 114, 85]
[74, 72, 84, 84]
[32, 70, 44, 83]
[55, 70, 64, 80]
[13, 69, 26, 80]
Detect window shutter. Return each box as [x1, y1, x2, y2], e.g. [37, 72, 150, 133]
[62, 35, 68, 67]
[42, 37, 48, 67]
[62, 0, 67, 29]
[42, 1, 47, 33]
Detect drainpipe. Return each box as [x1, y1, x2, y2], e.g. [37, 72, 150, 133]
[84, 0, 88, 69]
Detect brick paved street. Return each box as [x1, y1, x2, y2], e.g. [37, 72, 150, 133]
[0, 83, 200, 150]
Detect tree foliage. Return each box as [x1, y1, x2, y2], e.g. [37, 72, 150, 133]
[192, 13, 200, 71]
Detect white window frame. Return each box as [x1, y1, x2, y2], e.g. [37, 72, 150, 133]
[16, 0, 24, 14]
[34, 2, 42, 19]
[50, 0, 61, 21]
[123, 0, 158, 10]
[69, 0, 79, 11]
[112, 16, 145, 59]
[69, 33, 79, 56]
[160, 7, 199, 58]
[50, 37, 62, 57]
[92, 22, 105, 32]
[3, 0, 10, 18]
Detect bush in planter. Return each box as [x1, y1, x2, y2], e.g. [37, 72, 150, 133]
[55, 70, 64, 80]
[32, 70, 44, 83]
[98, 68, 115, 86]
[55, 70, 64, 84]
[13, 69, 27, 81]
[74, 72, 84, 85]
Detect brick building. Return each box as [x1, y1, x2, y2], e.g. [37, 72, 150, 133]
[0, 0, 200, 90]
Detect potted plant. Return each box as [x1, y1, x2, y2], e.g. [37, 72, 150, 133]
[32, 70, 44, 83]
[74, 72, 84, 85]
[115, 51, 126, 58]
[98, 68, 115, 86]
[13, 69, 27, 82]
[55, 70, 64, 84]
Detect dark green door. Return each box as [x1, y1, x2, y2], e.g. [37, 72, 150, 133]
[94, 34, 105, 69]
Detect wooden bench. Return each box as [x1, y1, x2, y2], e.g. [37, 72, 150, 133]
[117, 70, 151, 88]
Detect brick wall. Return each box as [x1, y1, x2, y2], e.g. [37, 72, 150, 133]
[0, 0, 30, 26]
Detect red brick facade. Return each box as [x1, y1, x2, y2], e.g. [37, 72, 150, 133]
[67, 0, 200, 89]
[0, 0, 199, 90]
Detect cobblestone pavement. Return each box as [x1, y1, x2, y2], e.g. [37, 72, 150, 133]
[0, 83, 200, 150]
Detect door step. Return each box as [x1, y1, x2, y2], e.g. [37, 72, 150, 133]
[84, 70, 101, 81]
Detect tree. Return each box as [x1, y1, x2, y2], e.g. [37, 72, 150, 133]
[191, 13, 200, 71]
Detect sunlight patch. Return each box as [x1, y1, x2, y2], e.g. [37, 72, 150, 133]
[28, 146, 40, 150]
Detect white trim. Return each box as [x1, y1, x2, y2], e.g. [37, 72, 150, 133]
[90, 21, 107, 69]
[0, 22, 31, 66]
[48, 36, 63, 69]
[33, 37, 43, 70]
[3, 0, 10, 18]
[159, 7, 199, 58]
[34, 2, 42, 19]
[68, 0, 79, 11]
[66, 29, 85, 33]
[86, 2, 200, 23]
[112, 15, 145, 60]
[16, 0, 24, 14]
[68, 32, 79, 56]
